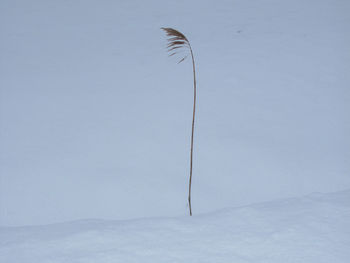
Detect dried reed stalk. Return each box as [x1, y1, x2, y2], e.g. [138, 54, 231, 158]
[161, 27, 197, 216]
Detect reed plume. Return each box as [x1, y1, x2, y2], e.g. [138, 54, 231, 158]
[161, 27, 197, 216]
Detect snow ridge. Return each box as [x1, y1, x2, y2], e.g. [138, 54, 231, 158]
[1, 190, 349, 262]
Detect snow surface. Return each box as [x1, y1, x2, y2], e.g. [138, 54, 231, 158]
[1, 190, 349, 262]
[1, 0, 350, 226]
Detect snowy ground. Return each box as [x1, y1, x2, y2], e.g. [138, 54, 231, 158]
[1, 0, 349, 261]
[1, 0, 349, 226]
[1, 190, 349, 262]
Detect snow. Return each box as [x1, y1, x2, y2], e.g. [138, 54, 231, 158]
[1, 190, 350, 262]
[1, 0, 349, 259]
[1, 0, 349, 227]
[1, 0, 349, 260]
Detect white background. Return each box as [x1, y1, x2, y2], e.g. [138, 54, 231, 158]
[1, 0, 349, 226]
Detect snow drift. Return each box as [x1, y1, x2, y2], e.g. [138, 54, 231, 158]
[1, 190, 349, 262]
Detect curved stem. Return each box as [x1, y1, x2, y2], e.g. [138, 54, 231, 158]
[188, 45, 196, 216]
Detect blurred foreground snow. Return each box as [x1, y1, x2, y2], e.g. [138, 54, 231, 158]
[1, 190, 349, 262]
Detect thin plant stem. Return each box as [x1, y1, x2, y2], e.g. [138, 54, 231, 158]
[161, 27, 197, 216]
[188, 45, 196, 216]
